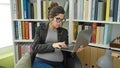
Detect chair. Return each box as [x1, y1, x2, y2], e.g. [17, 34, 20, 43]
[15, 52, 31, 68]
[15, 52, 82, 68]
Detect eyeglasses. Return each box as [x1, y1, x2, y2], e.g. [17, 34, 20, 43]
[54, 17, 66, 23]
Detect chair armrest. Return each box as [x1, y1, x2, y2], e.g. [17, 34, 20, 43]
[15, 52, 31, 68]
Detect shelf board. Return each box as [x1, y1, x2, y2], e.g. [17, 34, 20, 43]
[110, 47, 120, 51]
[89, 43, 120, 51]
[13, 19, 70, 22]
[13, 19, 48, 21]
[73, 20, 120, 24]
[14, 40, 33, 42]
[88, 43, 109, 49]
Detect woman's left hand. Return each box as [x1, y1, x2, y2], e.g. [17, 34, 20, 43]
[76, 45, 84, 53]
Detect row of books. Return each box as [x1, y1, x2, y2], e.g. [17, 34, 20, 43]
[17, 44, 32, 59]
[12, 0, 69, 19]
[14, 21, 68, 40]
[73, 22, 112, 45]
[14, 21, 41, 40]
[74, 0, 120, 22]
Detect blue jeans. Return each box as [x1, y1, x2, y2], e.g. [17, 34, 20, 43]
[32, 58, 64, 68]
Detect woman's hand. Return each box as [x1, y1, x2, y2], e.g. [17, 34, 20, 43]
[76, 45, 84, 52]
[52, 42, 67, 49]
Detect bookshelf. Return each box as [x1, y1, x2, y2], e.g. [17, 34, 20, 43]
[11, 0, 120, 67]
[11, 0, 69, 64]
[70, 0, 120, 50]
[71, 0, 120, 68]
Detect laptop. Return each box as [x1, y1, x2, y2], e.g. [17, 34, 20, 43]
[61, 29, 93, 52]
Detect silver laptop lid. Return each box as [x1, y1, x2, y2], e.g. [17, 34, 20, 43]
[73, 29, 93, 52]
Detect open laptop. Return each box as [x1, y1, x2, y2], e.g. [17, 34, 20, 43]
[61, 29, 93, 52]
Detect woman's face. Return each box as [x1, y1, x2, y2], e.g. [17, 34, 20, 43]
[50, 14, 65, 29]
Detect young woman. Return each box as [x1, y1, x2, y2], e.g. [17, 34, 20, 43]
[32, 2, 84, 68]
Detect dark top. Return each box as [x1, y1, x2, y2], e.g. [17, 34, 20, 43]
[32, 22, 68, 53]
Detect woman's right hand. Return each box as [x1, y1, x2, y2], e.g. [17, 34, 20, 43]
[52, 42, 67, 49]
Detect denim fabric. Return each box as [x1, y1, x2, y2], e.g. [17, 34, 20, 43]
[32, 58, 64, 68]
[32, 61, 53, 68]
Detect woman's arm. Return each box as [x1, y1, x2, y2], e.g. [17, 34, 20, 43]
[32, 27, 55, 53]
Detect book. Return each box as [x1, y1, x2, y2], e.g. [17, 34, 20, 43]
[84, 0, 89, 20]
[113, 0, 119, 21]
[64, 0, 69, 19]
[94, 0, 98, 20]
[33, 1, 37, 19]
[73, 21, 78, 40]
[91, 23, 97, 43]
[25, 21, 29, 40]
[103, 24, 112, 45]
[21, 21, 25, 39]
[12, 0, 17, 19]
[23, 0, 29, 19]
[109, 0, 114, 21]
[37, 0, 42, 19]
[16, 0, 22, 19]
[18, 21, 22, 40]
[117, 0, 120, 22]
[91, 0, 96, 20]
[96, 25, 101, 44]
[29, 22, 32, 40]
[31, 22, 37, 39]
[88, 0, 92, 20]
[14, 21, 19, 39]
[97, 1, 106, 21]
[105, 0, 110, 21]
[100, 24, 105, 44]
[77, 0, 84, 20]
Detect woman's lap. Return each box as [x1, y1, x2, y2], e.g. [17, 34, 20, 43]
[32, 60, 64, 68]
[32, 61, 53, 68]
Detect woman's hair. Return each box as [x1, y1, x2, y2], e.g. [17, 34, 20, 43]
[48, 2, 65, 18]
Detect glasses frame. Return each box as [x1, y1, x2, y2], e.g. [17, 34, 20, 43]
[54, 17, 66, 23]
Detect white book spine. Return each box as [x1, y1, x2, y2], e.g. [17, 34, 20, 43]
[21, 0, 24, 19]
[91, 0, 95, 20]
[12, 0, 17, 19]
[18, 21, 22, 40]
[88, 0, 92, 20]
[29, 22, 32, 40]
[97, 2, 105, 21]
[77, 0, 84, 20]
[83, 0, 86, 20]
[100, 26, 104, 44]
[37, 0, 41, 19]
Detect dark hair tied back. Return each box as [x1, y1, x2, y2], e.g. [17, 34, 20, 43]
[48, 2, 65, 18]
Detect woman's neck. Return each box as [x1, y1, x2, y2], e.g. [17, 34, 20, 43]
[49, 22, 56, 30]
